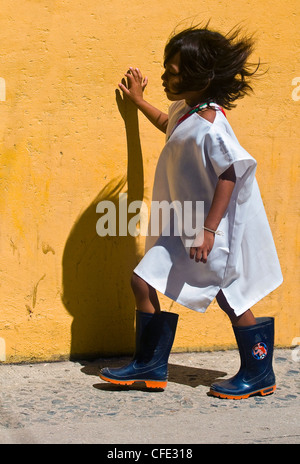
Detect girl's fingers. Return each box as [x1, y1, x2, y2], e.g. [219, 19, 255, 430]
[128, 67, 144, 83]
[124, 72, 134, 81]
[189, 247, 196, 259]
[118, 82, 130, 94]
[131, 67, 141, 77]
[200, 250, 207, 263]
[128, 67, 138, 79]
[142, 76, 148, 89]
[190, 246, 210, 263]
[119, 67, 146, 98]
[136, 68, 142, 79]
[195, 248, 203, 263]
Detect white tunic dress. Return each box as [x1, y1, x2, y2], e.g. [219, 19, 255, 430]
[134, 100, 283, 316]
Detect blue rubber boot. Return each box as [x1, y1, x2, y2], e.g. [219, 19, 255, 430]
[100, 311, 178, 389]
[209, 317, 276, 399]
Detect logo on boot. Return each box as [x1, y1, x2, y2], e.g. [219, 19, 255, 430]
[252, 342, 268, 360]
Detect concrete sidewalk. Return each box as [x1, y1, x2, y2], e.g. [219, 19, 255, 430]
[0, 348, 299, 444]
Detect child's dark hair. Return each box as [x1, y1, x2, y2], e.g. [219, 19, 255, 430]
[164, 25, 261, 109]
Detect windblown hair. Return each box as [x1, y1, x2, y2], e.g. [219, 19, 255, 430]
[164, 25, 261, 109]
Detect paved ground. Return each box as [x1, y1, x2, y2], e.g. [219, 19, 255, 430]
[0, 348, 299, 445]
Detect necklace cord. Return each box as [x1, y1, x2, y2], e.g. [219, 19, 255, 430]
[167, 103, 226, 140]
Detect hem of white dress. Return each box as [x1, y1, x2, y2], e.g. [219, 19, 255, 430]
[134, 266, 283, 317]
[133, 268, 215, 314]
[133, 269, 220, 314]
[221, 276, 284, 317]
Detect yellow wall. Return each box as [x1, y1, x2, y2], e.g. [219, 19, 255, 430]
[0, 0, 299, 362]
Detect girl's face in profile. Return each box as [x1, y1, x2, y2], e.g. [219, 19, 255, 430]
[161, 52, 205, 106]
[161, 52, 182, 99]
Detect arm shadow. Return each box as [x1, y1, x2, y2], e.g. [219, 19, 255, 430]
[61, 91, 144, 360]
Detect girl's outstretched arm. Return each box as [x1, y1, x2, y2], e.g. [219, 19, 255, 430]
[119, 67, 168, 133]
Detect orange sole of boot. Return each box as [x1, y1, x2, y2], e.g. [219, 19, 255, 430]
[99, 374, 167, 390]
[209, 384, 276, 400]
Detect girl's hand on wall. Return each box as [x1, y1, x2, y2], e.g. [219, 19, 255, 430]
[119, 67, 148, 106]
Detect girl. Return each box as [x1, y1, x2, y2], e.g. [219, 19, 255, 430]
[100, 25, 283, 399]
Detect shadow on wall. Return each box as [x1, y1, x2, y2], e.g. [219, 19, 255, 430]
[62, 91, 144, 360]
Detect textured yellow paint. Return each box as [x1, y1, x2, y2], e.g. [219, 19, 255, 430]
[0, 0, 299, 362]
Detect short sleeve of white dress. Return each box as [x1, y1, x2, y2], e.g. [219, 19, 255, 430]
[134, 105, 283, 315]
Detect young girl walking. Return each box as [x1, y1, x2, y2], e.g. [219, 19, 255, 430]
[100, 25, 283, 399]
